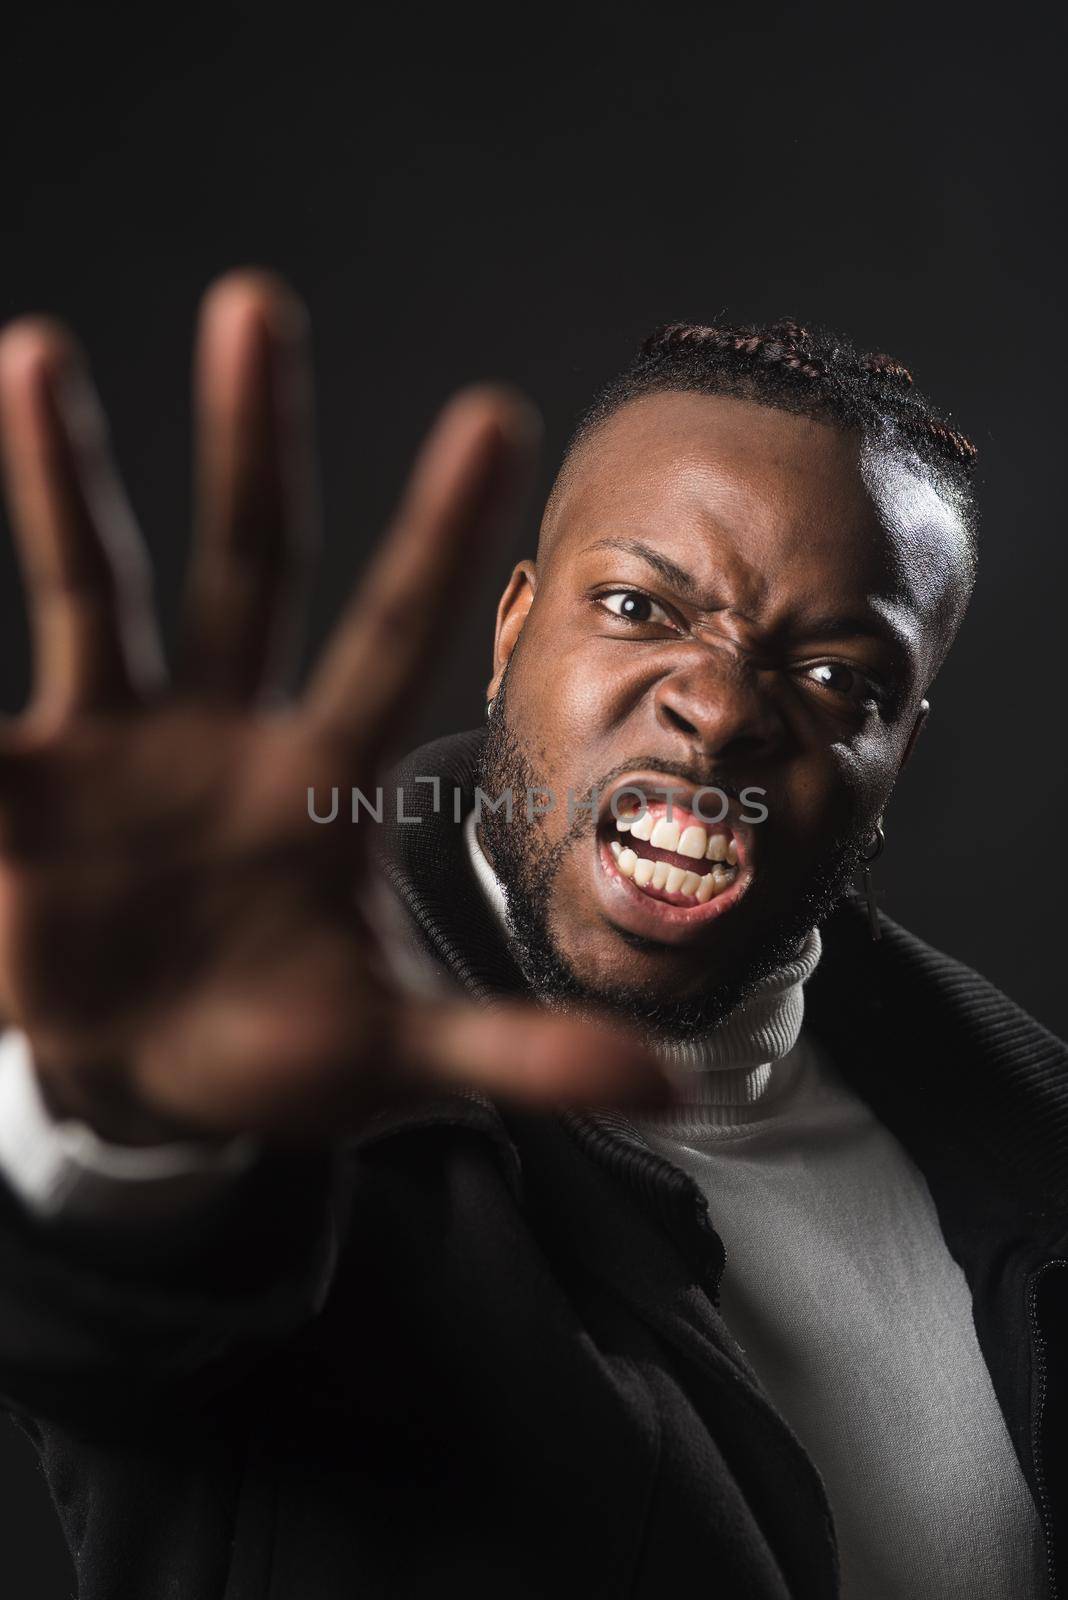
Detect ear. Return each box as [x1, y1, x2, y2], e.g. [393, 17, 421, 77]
[900, 698, 930, 771]
[487, 560, 537, 705]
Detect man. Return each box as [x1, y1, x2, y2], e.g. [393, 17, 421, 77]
[0, 273, 1061, 1599]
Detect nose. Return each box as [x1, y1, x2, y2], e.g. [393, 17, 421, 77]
[653, 645, 785, 763]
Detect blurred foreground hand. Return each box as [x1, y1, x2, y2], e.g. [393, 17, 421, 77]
[0, 272, 669, 1145]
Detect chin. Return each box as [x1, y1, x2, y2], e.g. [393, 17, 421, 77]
[535, 911, 750, 1038]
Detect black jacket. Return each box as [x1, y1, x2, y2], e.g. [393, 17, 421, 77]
[1, 728, 1065, 1599]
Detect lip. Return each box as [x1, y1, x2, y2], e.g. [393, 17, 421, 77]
[592, 770, 756, 945]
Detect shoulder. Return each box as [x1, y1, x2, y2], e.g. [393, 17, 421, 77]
[816, 894, 1065, 1055]
[809, 895, 1068, 1211]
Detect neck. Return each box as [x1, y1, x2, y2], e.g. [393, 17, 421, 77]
[464, 811, 822, 1123]
[648, 927, 822, 1128]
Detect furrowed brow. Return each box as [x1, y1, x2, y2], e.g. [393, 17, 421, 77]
[583, 540, 917, 676]
[584, 538, 700, 598]
[799, 610, 915, 672]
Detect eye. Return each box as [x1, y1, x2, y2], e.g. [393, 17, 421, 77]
[800, 661, 880, 705]
[599, 589, 677, 627]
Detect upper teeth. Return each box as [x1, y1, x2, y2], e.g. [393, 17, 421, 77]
[615, 811, 737, 864]
[678, 826, 707, 859]
[650, 817, 680, 852]
[623, 811, 655, 841]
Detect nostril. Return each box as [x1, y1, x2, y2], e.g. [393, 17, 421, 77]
[662, 704, 698, 737]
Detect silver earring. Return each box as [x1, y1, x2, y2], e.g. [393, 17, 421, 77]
[486, 696, 496, 720]
[859, 822, 885, 941]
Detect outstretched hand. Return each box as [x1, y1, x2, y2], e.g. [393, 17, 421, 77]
[0, 272, 670, 1144]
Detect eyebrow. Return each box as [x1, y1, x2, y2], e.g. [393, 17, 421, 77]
[793, 609, 914, 666]
[583, 538, 701, 598]
[582, 535, 915, 667]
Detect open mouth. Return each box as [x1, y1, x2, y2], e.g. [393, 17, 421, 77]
[609, 804, 739, 904]
[592, 781, 753, 940]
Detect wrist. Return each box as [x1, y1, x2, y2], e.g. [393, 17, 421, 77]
[31, 1046, 215, 1149]
[0, 1028, 259, 1224]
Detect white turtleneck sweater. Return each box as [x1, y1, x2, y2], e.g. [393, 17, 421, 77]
[0, 818, 1048, 1598]
[465, 811, 1046, 1600]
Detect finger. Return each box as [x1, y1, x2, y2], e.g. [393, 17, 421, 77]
[397, 1000, 677, 1113]
[305, 386, 539, 763]
[133, 994, 674, 1140]
[179, 270, 319, 703]
[0, 320, 165, 718]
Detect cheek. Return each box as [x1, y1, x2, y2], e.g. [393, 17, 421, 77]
[502, 659, 587, 847]
[509, 628, 618, 770]
[557, 657, 627, 739]
[786, 737, 896, 841]
[524, 641, 665, 798]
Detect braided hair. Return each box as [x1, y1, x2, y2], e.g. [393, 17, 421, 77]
[556, 317, 979, 557]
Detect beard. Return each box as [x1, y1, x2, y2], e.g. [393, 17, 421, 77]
[476, 665, 873, 1042]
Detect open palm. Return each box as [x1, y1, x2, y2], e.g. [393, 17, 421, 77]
[0, 273, 664, 1145]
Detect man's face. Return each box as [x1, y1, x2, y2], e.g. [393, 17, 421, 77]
[479, 391, 970, 1032]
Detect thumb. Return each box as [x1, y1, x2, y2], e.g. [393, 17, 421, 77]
[397, 999, 677, 1112]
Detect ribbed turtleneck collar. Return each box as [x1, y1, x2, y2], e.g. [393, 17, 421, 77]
[464, 811, 822, 1127]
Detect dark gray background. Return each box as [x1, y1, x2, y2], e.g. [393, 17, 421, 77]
[0, 3, 1063, 1591]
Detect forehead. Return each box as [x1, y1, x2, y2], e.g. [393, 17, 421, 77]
[543, 391, 969, 648]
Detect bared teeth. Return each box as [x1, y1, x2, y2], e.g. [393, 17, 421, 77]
[613, 806, 739, 869]
[650, 817, 681, 852]
[607, 842, 739, 905]
[678, 825, 707, 860]
[607, 800, 742, 906]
